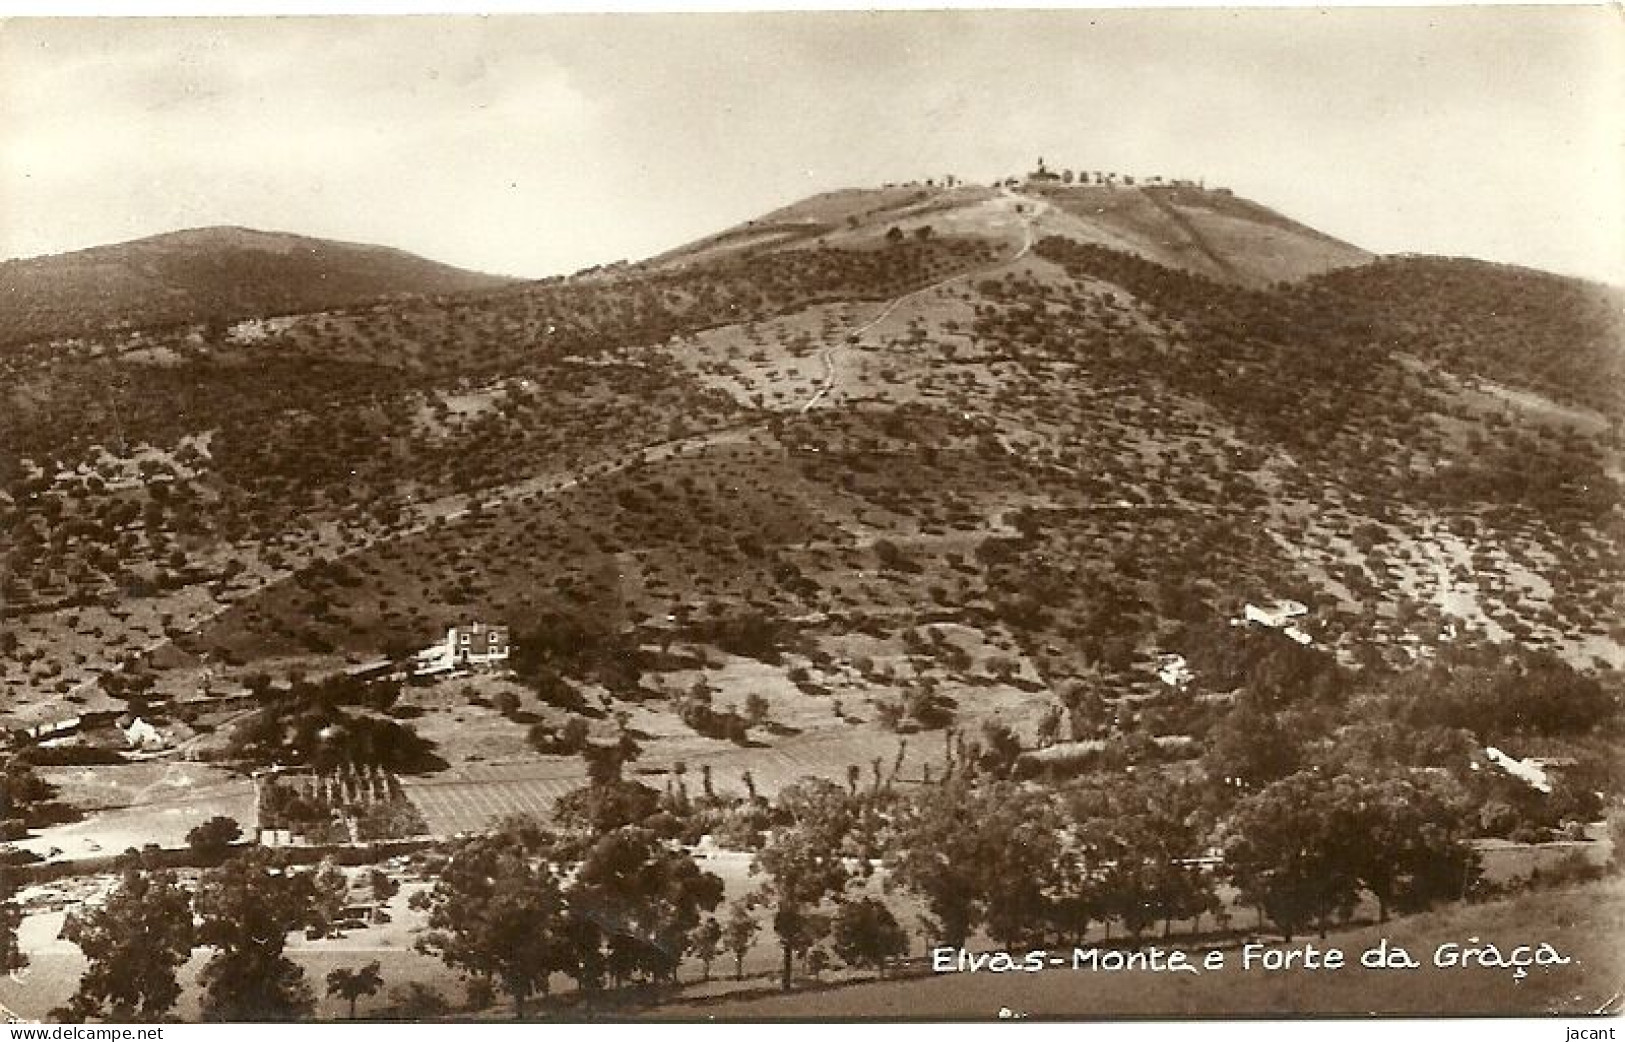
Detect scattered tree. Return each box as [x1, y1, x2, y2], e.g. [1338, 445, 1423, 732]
[691, 917, 723, 982]
[752, 779, 855, 990]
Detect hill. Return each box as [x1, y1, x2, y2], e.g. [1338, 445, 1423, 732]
[1, 178, 1619, 900]
[650, 181, 1372, 287]
[0, 226, 517, 348]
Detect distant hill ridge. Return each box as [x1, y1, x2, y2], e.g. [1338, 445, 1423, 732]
[0, 225, 516, 348]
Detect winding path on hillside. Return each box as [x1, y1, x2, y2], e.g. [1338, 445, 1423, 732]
[799, 190, 1039, 414]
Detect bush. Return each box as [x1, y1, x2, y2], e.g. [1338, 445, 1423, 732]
[186, 815, 243, 855]
[464, 976, 496, 1012]
[527, 717, 591, 756]
[677, 698, 750, 745]
[388, 982, 449, 1019]
[14, 744, 126, 767]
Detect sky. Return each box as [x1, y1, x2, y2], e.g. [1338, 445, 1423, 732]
[0, 7, 1620, 283]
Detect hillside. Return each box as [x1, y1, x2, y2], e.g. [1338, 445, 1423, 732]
[651, 181, 1371, 287]
[1, 180, 1619, 885]
[0, 226, 517, 348]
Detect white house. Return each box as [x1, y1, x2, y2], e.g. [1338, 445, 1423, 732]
[1238, 599, 1314, 645]
[414, 622, 510, 677]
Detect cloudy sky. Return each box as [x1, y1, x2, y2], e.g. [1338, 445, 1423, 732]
[0, 8, 1619, 282]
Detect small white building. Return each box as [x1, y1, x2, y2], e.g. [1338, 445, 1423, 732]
[1155, 653, 1194, 690]
[1241, 599, 1309, 629]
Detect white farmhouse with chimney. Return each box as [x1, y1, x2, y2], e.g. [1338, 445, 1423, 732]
[414, 622, 510, 677]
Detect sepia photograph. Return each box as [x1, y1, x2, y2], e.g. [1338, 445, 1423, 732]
[0, 4, 1621, 1025]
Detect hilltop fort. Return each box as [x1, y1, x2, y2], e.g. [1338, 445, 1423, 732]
[882, 157, 1225, 194]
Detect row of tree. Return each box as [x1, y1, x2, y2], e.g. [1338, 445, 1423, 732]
[414, 750, 1490, 1009]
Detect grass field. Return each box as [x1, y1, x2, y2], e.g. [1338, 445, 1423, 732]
[648, 876, 1625, 1019]
[16, 776, 256, 861]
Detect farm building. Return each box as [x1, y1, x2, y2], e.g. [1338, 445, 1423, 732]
[14, 716, 82, 743]
[1237, 599, 1314, 645]
[1241, 599, 1308, 628]
[1481, 746, 1554, 794]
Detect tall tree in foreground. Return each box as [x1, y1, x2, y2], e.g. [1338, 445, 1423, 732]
[1067, 778, 1221, 942]
[690, 917, 723, 982]
[309, 859, 350, 937]
[1219, 771, 1359, 941]
[55, 866, 195, 1022]
[193, 849, 319, 1021]
[567, 826, 724, 986]
[752, 778, 855, 990]
[887, 779, 1057, 948]
[325, 962, 384, 1020]
[412, 826, 574, 1018]
[723, 900, 760, 981]
[1323, 771, 1481, 921]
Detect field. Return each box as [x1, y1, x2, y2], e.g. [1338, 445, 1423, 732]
[33, 760, 235, 812]
[15, 775, 256, 861]
[401, 723, 979, 837]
